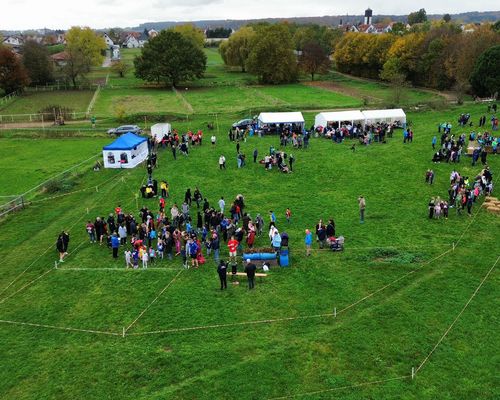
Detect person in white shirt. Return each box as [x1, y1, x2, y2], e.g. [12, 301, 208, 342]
[218, 197, 225, 213]
[211, 135, 216, 146]
[219, 155, 226, 170]
[142, 250, 148, 269]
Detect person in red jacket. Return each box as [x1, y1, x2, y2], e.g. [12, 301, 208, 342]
[227, 235, 239, 263]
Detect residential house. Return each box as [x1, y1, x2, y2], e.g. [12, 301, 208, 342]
[51, 51, 69, 67]
[122, 32, 148, 48]
[2, 35, 24, 48]
[103, 33, 114, 47]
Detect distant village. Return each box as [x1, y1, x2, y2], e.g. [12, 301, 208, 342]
[2, 7, 485, 58]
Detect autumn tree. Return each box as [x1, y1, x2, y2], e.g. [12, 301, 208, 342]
[171, 24, 205, 49]
[22, 40, 54, 85]
[408, 9, 427, 25]
[134, 30, 206, 87]
[299, 41, 331, 80]
[246, 24, 297, 84]
[470, 45, 500, 97]
[0, 46, 30, 93]
[64, 26, 106, 87]
[110, 60, 130, 77]
[219, 27, 255, 72]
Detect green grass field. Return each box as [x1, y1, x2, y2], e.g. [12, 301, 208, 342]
[0, 90, 94, 115]
[0, 97, 498, 399]
[0, 44, 498, 399]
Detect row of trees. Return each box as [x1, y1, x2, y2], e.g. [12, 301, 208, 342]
[334, 22, 500, 96]
[219, 23, 336, 84]
[0, 27, 106, 94]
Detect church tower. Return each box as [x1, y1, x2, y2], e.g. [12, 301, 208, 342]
[364, 8, 373, 25]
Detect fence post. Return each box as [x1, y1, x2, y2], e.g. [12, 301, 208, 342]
[411, 367, 415, 380]
[334, 307, 337, 317]
[122, 327, 125, 338]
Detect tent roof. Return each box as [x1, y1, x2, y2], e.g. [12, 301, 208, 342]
[258, 112, 304, 124]
[103, 133, 147, 150]
[362, 108, 406, 120]
[317, 110, 365, 122]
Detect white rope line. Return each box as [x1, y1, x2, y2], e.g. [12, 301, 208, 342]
[129, 248, 454, 336]
[124, 269, 184, 333]
[0, 243, 53, 296]
[57, 267, 184, 271]
[267, 375, 411, 400]
[0, 318, 120, 336]
[415, 255, 499, 374]
[0, 268, 53, 305]
[28, 173, 120, 204]
[0, 172, 125, 298]
[338, 248, 453, 314]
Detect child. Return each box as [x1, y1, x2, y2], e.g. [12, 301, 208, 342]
[132, 250, 139, 269]
[142, 249, 148, 269]
[149, 247, 156, 265]
[157, 239, 164, 260]
[124, 249, 133, 269]
[285, 208, 291, 223]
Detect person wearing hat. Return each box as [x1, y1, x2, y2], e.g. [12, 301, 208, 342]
[244, 259, 257, 290]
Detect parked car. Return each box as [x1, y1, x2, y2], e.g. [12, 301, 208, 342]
[107, 125, 142, 136]
[232, 119, 254, 130]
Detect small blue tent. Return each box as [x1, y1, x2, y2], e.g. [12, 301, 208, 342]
[103, 133, 149, 169]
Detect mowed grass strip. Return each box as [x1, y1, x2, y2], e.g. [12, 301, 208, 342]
[0, 90, 94, 115]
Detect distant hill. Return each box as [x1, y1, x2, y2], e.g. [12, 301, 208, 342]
[128, 11, 500, 31]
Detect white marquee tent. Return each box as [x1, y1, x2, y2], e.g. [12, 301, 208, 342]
[150, 123, 171, 143]
[314, 110, 366, 129]
[362, 108, 406, 126]
[257, 112, 305, 128]
[103, 133, 149, 169]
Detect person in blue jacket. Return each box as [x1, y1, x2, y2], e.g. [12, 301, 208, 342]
[111, 233, 120, 259]
[305, 229, 313, 256]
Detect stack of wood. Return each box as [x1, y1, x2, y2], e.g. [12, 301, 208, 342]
[484, 197, 500, 215]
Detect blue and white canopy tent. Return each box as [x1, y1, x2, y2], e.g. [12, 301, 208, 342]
[102, 133, 148, 169]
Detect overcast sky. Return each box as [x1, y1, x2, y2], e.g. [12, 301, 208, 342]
[1, 0, 498, 30]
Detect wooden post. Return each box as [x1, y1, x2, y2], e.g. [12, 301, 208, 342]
[334, 307, 337, 317]
[122, 327, 125, 338]
[411, 367, 415, 380]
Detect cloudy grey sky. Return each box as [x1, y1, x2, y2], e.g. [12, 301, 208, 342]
[1, 0, 498, 30]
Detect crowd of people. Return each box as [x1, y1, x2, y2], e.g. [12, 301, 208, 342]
[315, 121, 402, 145]
[428, 167, 494, 219]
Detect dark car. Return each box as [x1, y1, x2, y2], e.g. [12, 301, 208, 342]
[232, 119, 254, 130]
[107, 125, 142, 136]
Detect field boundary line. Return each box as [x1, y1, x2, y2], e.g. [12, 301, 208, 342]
[124, 269, 184, 333]
[268, 375, 410, 399]
[0, 172, 125, 297]
[415, 255, 499, 374]
[0, 268, 53, 305]
[0, 318, 120, 336]
[172, 87, 194, 113]
[128, 247, 454, 336]
[57, 267, 184, 271]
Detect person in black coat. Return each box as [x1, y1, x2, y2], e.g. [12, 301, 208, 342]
[56, 231, 70, 262]
[244, 259, 257, 289]
[326, 219, 336, 237]
[217, 260, 228, 290]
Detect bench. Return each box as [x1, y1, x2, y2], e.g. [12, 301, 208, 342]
[230, 272, 267, 278]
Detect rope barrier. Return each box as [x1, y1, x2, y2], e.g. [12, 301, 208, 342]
[57, 267, 184, 271]
[0, 318, 120, 336]
[0, 171, 125, 298]
[267, 375, 411, 400]
[124, 269, 184, 334]
[415, 255, 499, 374]
[126, 247, 454, 336]
[0, 268, 53, 305]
